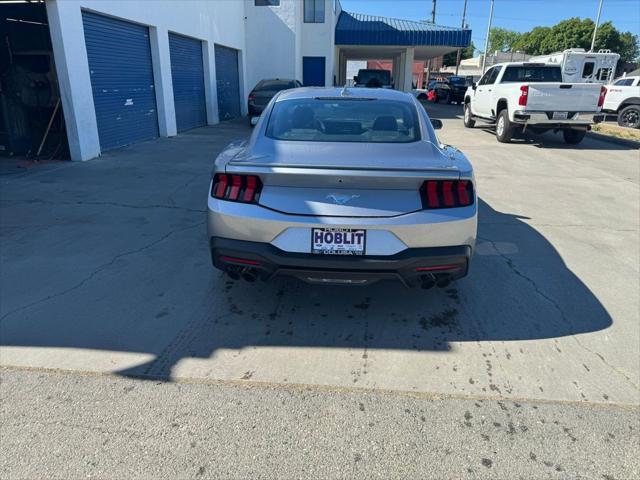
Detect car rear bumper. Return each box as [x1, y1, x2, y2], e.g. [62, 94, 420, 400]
[512, 110, 598, 127]
[207, 194, 477, 253]
[248, 104, 265, 116]
[211, 237, 471, 287]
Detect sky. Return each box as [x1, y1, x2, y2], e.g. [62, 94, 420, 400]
[339, 0, 640, 52]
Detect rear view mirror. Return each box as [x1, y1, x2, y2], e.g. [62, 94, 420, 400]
[250, 116, 259, 127]
[430, 119, 443, 130]
[472, 83, 477, 90]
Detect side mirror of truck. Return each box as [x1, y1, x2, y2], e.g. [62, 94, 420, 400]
[472, 83, 477, 90]
[430, 119, 443, 130]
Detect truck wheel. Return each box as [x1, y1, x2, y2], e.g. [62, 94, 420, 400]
[463, 104, 475, 128]
[618, 105, 640, 129]
[562, 129, 586, 145]
[495, 110, 513, 143]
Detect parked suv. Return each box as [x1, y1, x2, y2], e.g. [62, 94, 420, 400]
[248, 79, 302, 124]
[353, 69, 393, 89]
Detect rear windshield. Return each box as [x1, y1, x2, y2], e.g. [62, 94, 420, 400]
[255, 80, 297, 92]
[357, 70, 391, 84]
[266, 98, 421, 143]
[448, 76, 467, 86]
[501, 66, 563, 83]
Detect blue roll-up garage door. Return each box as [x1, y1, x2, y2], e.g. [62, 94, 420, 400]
[82, 12, 158, 151]
[169, 33, 207, 132]
[214, 45, 241, 121]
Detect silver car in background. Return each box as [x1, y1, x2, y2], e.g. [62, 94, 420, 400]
[207, 87, 477, 289]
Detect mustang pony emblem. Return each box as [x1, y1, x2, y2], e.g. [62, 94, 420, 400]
[326, 194, 360, 205]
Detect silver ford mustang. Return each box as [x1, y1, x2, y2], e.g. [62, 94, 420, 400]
[207, 87, 477, 289]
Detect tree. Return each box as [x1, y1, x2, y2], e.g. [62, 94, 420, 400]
[488, 28, 521, 53]
[618, 32, 640, 63]
[510, 18, 639, 63]
[512, 26, 552, 55]
[442, 42, 475, 67]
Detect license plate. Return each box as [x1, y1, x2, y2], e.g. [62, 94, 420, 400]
[312, 228, 366, 256]
[552, 111, 568, 120]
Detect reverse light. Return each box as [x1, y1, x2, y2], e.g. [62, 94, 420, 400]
[420, 180, 474, 209]
[598, 86, 607, 107]
[518, 85, 529, 106]
[211, 174, 262, 203]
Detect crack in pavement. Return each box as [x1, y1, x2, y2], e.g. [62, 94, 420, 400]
[478, 235, 639, 391]
[0, 198, 206, 213]
[0, 221, 205, 324]
[166, 173, 203, 207]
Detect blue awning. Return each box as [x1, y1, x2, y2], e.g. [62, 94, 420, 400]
[335, 11, 471, 47]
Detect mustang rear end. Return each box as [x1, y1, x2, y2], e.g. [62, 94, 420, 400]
[207, 87, 477, 288]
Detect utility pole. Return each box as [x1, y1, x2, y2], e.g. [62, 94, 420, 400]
[590, 0, 604, 52]
[455, 0, 469, 76]
[425, 0, 437, 86]
[481, 0, 495, 75]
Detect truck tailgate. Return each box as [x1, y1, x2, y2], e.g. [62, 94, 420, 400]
[526, 83, 601, 112]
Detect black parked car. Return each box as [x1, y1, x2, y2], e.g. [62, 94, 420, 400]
[427, 76, 470, 104]
[248, 79, 302, 124]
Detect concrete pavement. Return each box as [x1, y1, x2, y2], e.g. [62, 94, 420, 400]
[1, 367, 638, 480]
[1, 105, 639, 478]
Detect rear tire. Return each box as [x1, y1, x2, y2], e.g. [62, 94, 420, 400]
[563, 129, 586, 145]
[495, 110, 513, 143]
[617, 105, 640, 129]
[463, 103, 475, 128]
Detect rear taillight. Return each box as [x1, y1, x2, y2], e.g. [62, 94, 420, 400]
[211, 174, 262, 203]
[598, 86, 607, 107]
[420, 180, 474, 209]
[248, 93, 255, 103]
[518, 85, 529, 106]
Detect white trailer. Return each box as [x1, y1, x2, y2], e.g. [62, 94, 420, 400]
[529, 49, 620, 84]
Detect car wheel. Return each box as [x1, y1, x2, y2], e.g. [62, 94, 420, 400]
[463, 103, 475, 128]
[495, 110, 513, 143]
[562, 128, 586, 145]
[617, 105, 640, 129]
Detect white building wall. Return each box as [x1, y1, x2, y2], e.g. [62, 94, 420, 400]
[46, 0, 247, 161]
[300, 0, 336, 86]
[244, 0, 300, 91]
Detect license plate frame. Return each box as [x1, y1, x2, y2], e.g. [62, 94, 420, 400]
[552, 111, 569, 120]
[311, 228, 366, 256]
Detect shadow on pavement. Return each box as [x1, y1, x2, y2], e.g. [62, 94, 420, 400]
[0, 121, 613, 382]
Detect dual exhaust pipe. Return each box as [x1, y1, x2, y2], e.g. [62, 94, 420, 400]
[420, 273, 451, 290]
[226, 266, 450, 289]
[226, 266, 258, 282]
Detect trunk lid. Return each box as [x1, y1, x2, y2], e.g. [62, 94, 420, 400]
[525, 83, 601, 112]
[227, 140, 462, 217]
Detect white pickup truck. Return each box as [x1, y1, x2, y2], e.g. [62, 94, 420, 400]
[602, 76, 640, 129]
[463, 62, 606, 144]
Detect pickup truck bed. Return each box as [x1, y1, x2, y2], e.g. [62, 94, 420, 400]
[464, 62, 605, 144]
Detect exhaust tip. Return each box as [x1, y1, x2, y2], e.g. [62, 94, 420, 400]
[242, 268, 258, 283]
[435, 274, 451, 288]
[421, 274, 436, 290]
[226, 267, 241, 280]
